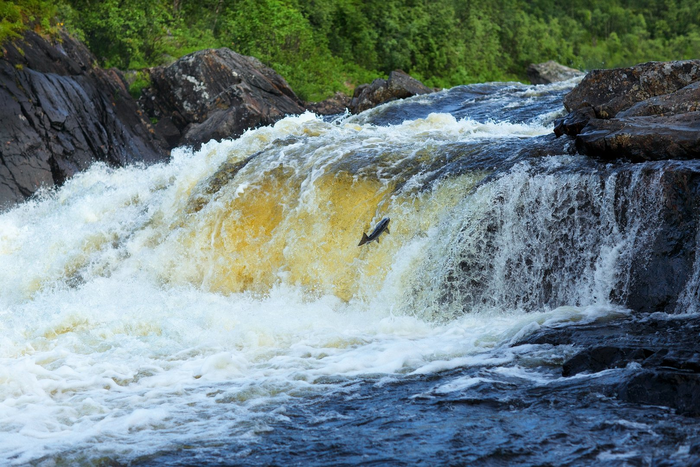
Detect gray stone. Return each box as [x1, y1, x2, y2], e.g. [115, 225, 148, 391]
[349, 70, 433, 114]
[526, 60, 584, 85]
[140, 48, 305, 149]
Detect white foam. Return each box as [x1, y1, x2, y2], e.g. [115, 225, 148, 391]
[0, 110, 624, 463]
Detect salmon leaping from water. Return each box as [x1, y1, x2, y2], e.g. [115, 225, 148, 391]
[358, 217, 390, 246]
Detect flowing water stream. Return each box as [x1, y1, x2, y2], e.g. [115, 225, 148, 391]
[1, 80, 699, 465]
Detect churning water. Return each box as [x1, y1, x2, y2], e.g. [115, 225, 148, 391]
[1, 80, 698, 465]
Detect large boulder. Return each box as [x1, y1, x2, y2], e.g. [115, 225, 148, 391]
[563, 60, 700, 118]
[349, 70, 434, 114]
[0, 31, 167, 210]
[526, 60, 584, 85]
[140, 48, 305, 149]
[554, 60, 700, 161]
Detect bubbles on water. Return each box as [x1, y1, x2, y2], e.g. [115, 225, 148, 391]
[0, 80, 672, 464]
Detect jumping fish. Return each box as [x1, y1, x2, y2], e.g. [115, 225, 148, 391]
[358, 217, 390, 246]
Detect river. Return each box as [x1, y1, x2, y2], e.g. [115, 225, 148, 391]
[1, 79, 698, 465]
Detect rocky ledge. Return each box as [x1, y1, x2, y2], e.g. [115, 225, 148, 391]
[554, 60, 700, 161]
[518, 312, 700, 417]
[0, 31, 168, 209]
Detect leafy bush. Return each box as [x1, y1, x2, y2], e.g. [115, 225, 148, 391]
[0, 0, 59, 44]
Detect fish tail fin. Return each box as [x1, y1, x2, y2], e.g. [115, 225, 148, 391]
[358, 233, 369, 246]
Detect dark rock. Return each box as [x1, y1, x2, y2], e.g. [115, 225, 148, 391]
[554, 60, 700, 162]
[521, 312, 700, 416]
[526, 60, 584, 85]
[153, 117, 182, 149]
[305, 92, 351, 115]
[553, 107, 596, 137]
[618, 81, 700, 117]
[140, 48, 305, 149]
[2, 29, 94, 75]
[618, 370, 700, 416]
[574, 112, 700, 162]
[563, 60, 700, 118]
[519, 313, 700, 353]
[349, 70, 433, 114]
[562, 347, 653, 377]
[642, 349, 700, 372]
[0, 31, 168, 210]
[625, 166, 700, 314]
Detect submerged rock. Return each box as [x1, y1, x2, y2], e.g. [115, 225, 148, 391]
[140, 48, 305, 149]
[526, 60, 584, 85]
[0, 31, 167, 209]
[349, 70, 434, 114]
[554, 60, 700, 161]
[562, 346, 652, 377]
[520, 313, 700, 416]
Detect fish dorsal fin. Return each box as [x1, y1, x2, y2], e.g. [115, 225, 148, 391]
[358, 233, 369, 246]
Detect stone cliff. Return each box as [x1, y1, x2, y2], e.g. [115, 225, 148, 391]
[0, 31, 168, 209]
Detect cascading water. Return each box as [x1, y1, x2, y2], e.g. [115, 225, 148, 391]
[1, 80, 698, 465]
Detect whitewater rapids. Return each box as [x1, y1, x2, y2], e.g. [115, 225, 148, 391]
[0, 82, 663, 464]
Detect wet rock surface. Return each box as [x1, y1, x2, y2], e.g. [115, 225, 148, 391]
[574, 112, 700, 161]
[349, 70, 434, 114]
[521, 313, 700, 417]
[527, 60, 584, 85]
[0, 31, 167, 210]
[140, 48, 305, 149]
[554, 60, 700, 161]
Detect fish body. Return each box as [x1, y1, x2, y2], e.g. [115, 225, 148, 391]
[358, 217, 390, 246]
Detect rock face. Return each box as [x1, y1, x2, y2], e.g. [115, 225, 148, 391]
[349, 70, 434, 114]
[140, 48, 305, 149]
[526, 60, 584, 85]
[0, 31, 168, 210]
[554, 60, 700, 161]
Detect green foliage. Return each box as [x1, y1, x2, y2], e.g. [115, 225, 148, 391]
[0, 2, 24, 44]
[128, 71, 151, 99]
[64, 0, 173, 69]
[12, 0, 700, 101]
[0, 0, 60, 44]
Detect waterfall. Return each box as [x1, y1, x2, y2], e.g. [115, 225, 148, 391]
[1, 82, 697, 464]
